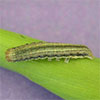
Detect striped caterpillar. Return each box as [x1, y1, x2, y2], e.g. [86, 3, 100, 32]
[5, 42, 94, 63]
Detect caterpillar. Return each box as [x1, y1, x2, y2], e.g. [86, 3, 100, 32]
[5, 42, 94, 63]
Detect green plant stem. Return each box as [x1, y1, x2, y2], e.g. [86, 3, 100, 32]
[0, 29, 100, 100]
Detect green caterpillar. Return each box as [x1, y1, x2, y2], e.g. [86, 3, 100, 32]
[6, 42, 94, 63]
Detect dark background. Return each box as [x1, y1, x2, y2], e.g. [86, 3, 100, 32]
[0, 0, 99, 100]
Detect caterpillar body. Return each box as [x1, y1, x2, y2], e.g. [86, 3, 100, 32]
[5, 42, 94, 63]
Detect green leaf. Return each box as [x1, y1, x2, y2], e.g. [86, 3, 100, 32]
[0, 29, 100, 100]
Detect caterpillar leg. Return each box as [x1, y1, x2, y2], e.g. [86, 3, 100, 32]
[64, 58, 70, 63]
[48, 58, 52, 61]
[56, 58, 60, 61]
